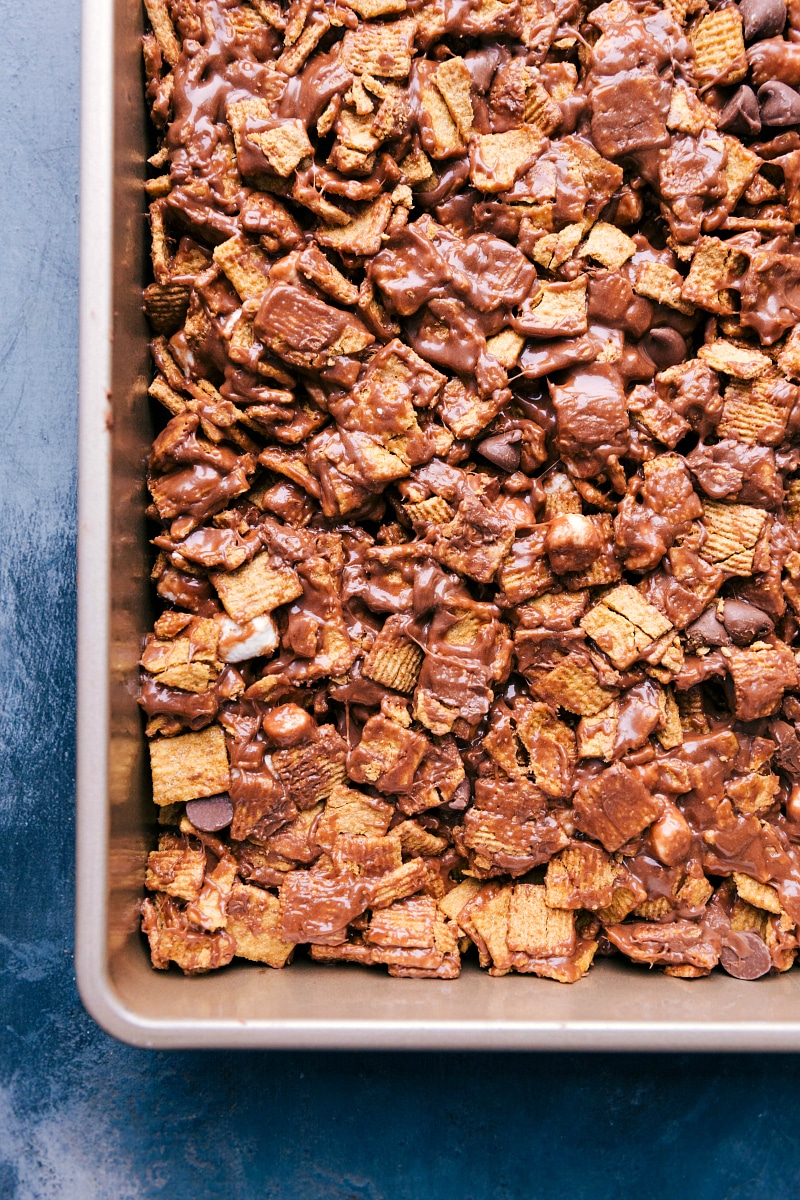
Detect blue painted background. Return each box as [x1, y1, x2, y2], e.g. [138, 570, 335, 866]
[3, 3, 800, 1197]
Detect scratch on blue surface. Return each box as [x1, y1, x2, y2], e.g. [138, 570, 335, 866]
[0, 937, 61, 985]
[0, 1088, 141, 1200]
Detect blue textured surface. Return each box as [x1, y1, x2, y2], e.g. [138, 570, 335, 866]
[4, 3, 800, 1198]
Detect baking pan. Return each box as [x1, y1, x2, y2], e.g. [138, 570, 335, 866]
[75, 0, 800, 1051]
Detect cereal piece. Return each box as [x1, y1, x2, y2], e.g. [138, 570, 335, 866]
[141, 895, 235, 973]
[143, 282, 191, 334]
[438, 377, 508, 440]
[573, 762, 661, 852]
[226, 882, 295, 967]
[144, 0, 180, 66]
[432, 492, 516, 584]
[272, 726, 349, 808]
[148, 375, 188, 417]
[469, 127, 543, 193]
[434, 57, 474, 139]
[183, 851, 238, 931]
[718, 373, 794, 446]
[149, 726, 231, 806]
[519, 591, 589, 631]
[542, 471, 582, 518]
[145, 835, 205, 902]
[252, 119, 312, 176]
[529, 223, 583, 270]
[279, 867, 371, 943]
[344, 0, 407, 15]
[368, 858, 430, 908]
[581, 584, 672, 670]
[633, 261, 694, 315]
[524, 935, 599, 983]
[464, 886, 513, 974]
[507, 884, 575, 957]
[333, 105, 381, 159]
[697, 340, 770, 380]
[731, 898, 767, 937]
[363, 615, 424, 693]
[210, 553, 303, 623]
[657, 687, 684, 750]
[765, 912, 799, 973]
[298, 244, 360, 306]
[778, 325, 800, 380]
[579, 222, 636, 270]
[690, 8, 747, 86]
[347, 713, 428, 793]
[681, 237, 747, 316]
[309, 940, 376, 965]
[157, 661, 216, 693]
[524, 80, 562, 136]
[603, 919, 720, 971]
[276, 15, 330, 75]
[726, 772, 780, 815]
[257, 282, 376, 367]
[786, 479, 800, 530]
[723, 643, 798, 720]
[402, 736, 466, 815]
[667, 83, 716, 135]
[700, 501, 767, 576]
[395, 820, 448, 857]
[314, 785, 394, 849]
[264, 804, 324, 865]
[340, 18, 417, 78]
[148, 200, 171, 283]
[461, 800, 568, 879]
[497, 534, 554, 604]
[514, 699, 576, 797]
[439, 878, 484, 923]
[721, 136, 762, 212]
[366, 895, 437, 950]
[545, 843, 622, 911]
[627, 386, 691, 449]
[532, 657, 619, 717]
[733, 872, 783, 915]
[315, 194, 394, 258]
[486, 328, 526, 368]
[589, 71, 671, 160]
[595, 884, 646, 925]
[212, 232, 272, 300]
[515, 277, 587, 337]
[576, 700, 619, 761]
[332, 830, 402, 875]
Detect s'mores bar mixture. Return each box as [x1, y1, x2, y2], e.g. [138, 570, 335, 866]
[139, 0, 800, 982]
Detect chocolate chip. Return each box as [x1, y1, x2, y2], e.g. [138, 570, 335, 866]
[185, 794, 234, 832]
[721, 598, 774, 644]
[739, 0, 786, 41]
[718, 85, 762, 136]
[641, 327, 687, 370]
[686, 607, 731, 648]
[448, 779, 471, 811]
[758, 81, 800, 126]
[476, 430, 522, 472]
[720, 931, 772, 979]
[771, 719, 800, 777]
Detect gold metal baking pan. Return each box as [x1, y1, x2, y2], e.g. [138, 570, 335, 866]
[76, 0, 800, 1049]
